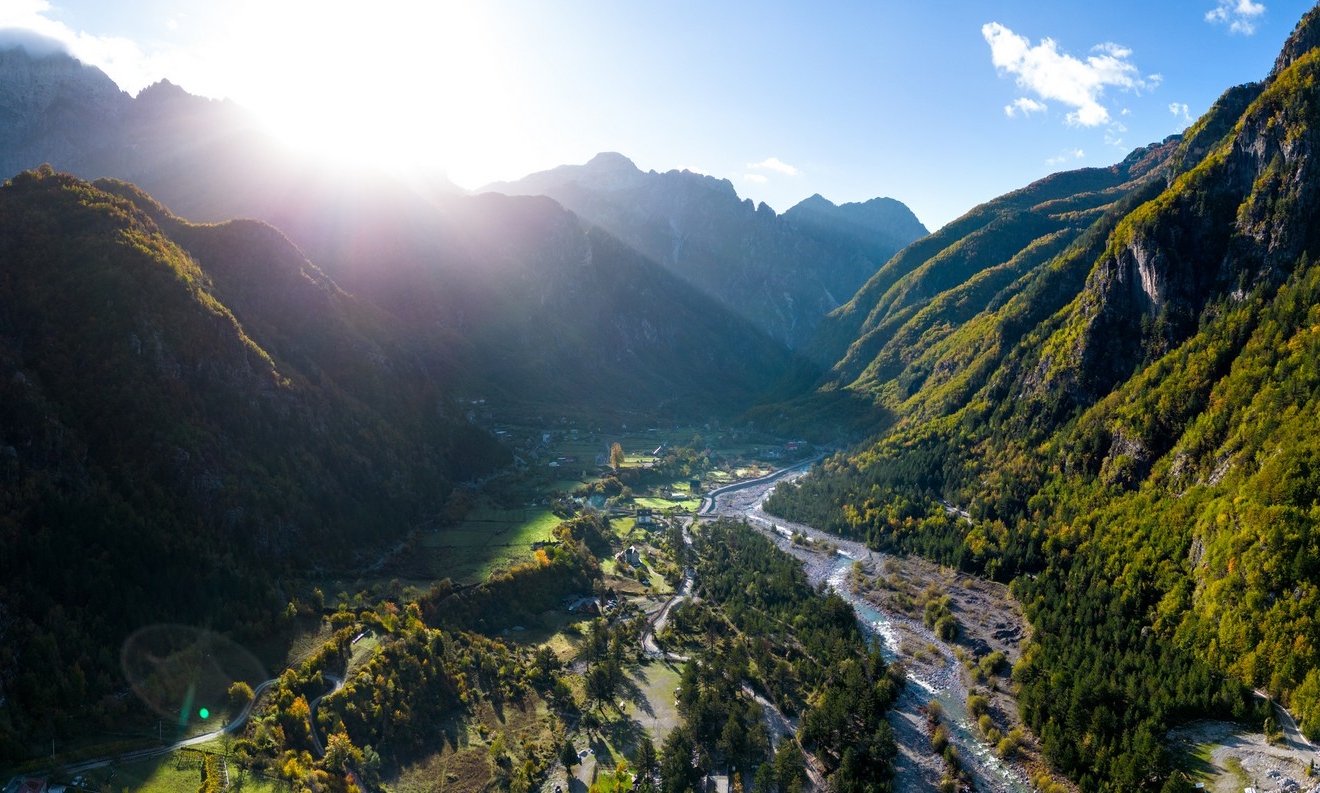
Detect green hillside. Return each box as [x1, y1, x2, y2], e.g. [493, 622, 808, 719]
[767, 8, 1320, 790]
[0, 167, 505, 760]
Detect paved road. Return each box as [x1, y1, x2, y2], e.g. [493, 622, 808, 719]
[1257, 688, 1316, 755]
[63, 678, 278, 774]
[640, 568, 694, 661]
[701, 462, 840, 791]
[63, 671, 344, 775]
[308, 675, 345, 757]
[641, 518, 695, 661]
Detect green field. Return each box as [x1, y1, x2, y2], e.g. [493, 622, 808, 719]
[421, 507, 563, 584]
[83, 749, 285, 793]
[633, 496, 699, 511]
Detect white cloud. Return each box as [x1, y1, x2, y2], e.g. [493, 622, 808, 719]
[1104, 121, 1128, 148]
[1169, 102, 1193, 122]
[746, 157, 801, 176]
[1046, 148, 1086, 166]
[1004, 97, 1047, 117]
[1206, 0, 1266, 34]
[743, 174, 769, 184]
[983, 21, 1156, 127]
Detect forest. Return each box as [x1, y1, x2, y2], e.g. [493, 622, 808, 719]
[659, 519, 903, 793]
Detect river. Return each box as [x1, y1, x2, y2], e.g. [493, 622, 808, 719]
[705, 464, 1034, 793]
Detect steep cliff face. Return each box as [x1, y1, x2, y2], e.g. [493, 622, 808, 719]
[0, 43, 129, 176]
[484, 153, 927, 351]
[1068, 25, 1320, 402]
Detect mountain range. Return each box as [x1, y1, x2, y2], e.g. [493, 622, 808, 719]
[484, 152, 927, 350]
[0, 40, 926, 360]
[0, 38, 909, 761]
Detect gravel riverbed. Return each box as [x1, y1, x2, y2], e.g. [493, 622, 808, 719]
[706, 469, 1051, 792]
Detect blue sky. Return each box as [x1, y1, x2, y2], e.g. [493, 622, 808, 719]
[1, 0, 1316, 229]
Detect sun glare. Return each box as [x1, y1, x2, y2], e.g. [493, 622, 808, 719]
[218, 1, 525, 176]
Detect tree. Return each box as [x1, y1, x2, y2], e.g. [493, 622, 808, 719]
[635, 734, 658, 784]
[660, 728, 700, 793]
[772, 743, 806, 793]
[228, 680, 255, 707]
[562, 737, 580, 778]
[610, 442, 626, 471]
[324, 732, 363, 774]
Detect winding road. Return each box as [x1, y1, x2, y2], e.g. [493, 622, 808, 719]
[640, 564, 694, 662]
[61, 672, 343, 776]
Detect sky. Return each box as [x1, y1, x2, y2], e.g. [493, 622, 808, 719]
[1, 0, 1317, 230]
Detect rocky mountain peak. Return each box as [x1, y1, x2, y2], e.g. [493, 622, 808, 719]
[0, 37, 129, 176]
[136, 78, 192, 103]
[0, 27, 70, 57]
[793, 193, 837, 211]
[1271, 4, 1320, 78]
[584, 150, 638, 172]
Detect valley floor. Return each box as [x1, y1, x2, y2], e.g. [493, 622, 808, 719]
[705, 469, 1049, 793]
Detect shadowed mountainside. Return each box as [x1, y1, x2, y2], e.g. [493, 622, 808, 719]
[483, 152, 927, 352]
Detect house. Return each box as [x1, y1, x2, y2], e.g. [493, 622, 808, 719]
[616, 546, 642, 567]
[636, 508, 654, 526]
[564, 596, 601, 615]
[689, 479, 702, 494]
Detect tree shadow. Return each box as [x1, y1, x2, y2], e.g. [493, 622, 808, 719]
[598, 710, 646, 758]
[589, 733, 617, 767]
[620, 668, 654, 719]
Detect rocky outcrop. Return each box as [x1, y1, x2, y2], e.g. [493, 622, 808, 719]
[1071, 32, 1320, 402]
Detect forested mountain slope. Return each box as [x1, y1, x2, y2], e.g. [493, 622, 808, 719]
[311, 189, 805, 417]
[0, 167, 511, 760]
[768, 6, 1320, 790]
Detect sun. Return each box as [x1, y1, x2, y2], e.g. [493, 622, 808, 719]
[219, 1, 527, 178]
